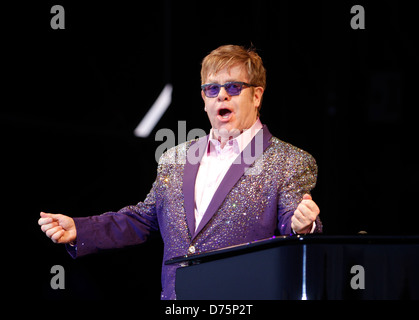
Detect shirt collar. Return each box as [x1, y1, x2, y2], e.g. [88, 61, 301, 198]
[207, 118, 263, 156]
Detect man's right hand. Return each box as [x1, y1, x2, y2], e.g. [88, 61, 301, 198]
[38, 212, 77, 244]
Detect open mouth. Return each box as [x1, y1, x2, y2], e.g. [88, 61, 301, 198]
[218, 108, 233, 120]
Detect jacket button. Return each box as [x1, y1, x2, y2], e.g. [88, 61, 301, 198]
[188, 245, 196, 254]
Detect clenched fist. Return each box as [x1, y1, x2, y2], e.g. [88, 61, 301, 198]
[38, 212, 77, 244]
[291, 194, 320, 234]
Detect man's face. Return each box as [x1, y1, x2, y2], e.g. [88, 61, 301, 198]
[201, 64, 264, 138]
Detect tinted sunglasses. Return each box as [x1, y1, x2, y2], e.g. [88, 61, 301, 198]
[201, 81, 256, 98]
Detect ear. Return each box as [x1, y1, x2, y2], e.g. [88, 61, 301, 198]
[253, 87, 264, 108]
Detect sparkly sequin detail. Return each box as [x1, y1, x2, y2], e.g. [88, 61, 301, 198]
[125, 135, 320, 299]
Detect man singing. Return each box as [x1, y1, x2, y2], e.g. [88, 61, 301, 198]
[39, 44, 322, 300]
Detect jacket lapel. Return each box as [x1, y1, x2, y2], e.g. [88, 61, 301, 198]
[182, 135, 208, 238]
[192, 125, 273, 239]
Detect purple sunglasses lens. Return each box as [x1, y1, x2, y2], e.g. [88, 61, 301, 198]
[203, 82, 246, 97]
[206, 84, 221, 97]
[225, 83, 242, 95]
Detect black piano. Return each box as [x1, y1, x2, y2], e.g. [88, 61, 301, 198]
[165, 235, 419, 300]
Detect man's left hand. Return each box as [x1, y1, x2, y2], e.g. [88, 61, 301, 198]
[291, 194, 320, 234]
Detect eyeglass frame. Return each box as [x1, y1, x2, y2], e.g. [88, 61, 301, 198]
[201, 81, 257, 98]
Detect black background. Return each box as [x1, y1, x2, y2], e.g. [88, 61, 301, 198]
[2, 0, 418, 300]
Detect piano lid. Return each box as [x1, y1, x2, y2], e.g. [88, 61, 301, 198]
[165, 234, 419, 265]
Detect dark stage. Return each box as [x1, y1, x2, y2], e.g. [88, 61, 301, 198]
[3, 1, 418, 300]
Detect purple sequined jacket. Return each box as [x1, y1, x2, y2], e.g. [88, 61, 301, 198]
[66, 125, 322, 299]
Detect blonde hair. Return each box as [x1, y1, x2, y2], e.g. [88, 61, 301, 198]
[201, 45, 266, 114]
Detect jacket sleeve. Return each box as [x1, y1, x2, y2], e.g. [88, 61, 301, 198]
[66, 182, 159, 259]
[65, 143, 186, 259]
[276, 149, 323, 235]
